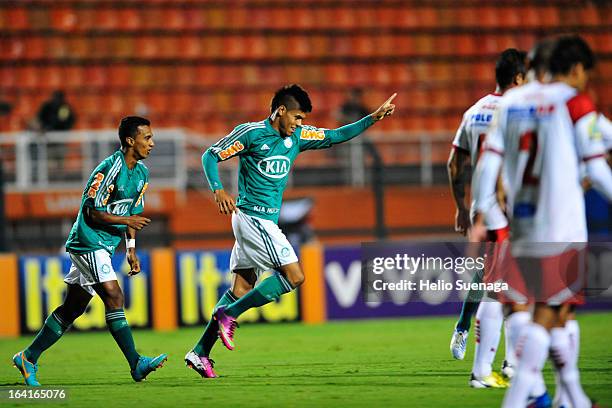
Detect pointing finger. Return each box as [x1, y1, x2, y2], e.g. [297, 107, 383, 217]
[382, 93, 397, 106]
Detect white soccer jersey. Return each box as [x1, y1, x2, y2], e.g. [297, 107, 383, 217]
[453, 93, 507, 229]
[483, 81, 606, 254]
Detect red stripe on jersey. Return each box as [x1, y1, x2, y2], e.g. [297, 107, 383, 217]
[582, 153, 606, 162]
[484, 147, 504, 156]
[452, 144, 470, 154]
[519, 131, 536, 151]
[566, 93, 596, 124]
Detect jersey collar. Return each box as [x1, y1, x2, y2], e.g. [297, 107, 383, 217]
[265, 118, 282, 137]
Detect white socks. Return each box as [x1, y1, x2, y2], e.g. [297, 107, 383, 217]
[472, 301, 504, 378]
[551, 322, 590, 408]
[503, 323, 551, 408]
[505, 311, 530, 366]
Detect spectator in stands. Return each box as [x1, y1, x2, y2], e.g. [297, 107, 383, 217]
[37, 90, 76, 131]
[335, 88, 371, 182]
[337, 88, 370, 125]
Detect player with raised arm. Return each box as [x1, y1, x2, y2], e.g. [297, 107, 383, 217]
[13, 116, 167, 386]
[184, 84, 396, 378]
[448, 49, 527, 388]
[473, 36, 611, 408]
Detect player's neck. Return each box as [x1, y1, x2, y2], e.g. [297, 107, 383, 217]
[268, 117, 282, 136]
[121, 148, 138, 169]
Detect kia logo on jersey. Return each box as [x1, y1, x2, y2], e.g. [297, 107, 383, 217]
[107, 198, 134, 216]
[257, 156, 291, 179]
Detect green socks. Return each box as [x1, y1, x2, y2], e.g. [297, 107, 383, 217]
[105, 309, 140, 370]
[224, 273, 294, 318]
[193, 290, 238, 356]
[24, 309, 71, 363]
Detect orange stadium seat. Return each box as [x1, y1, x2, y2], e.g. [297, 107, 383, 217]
[353, 8, 377, 29]
[66, 37, 89, 59]
[5, 7, 29, 30]
[206, 8, 227, 29]
[107, 65, 130, 88]
[454, 7, 477, 28]
[15, 66, 38, 89]
[177, 35, 200, 59]
[538, 6, 560, 27]
[347, 65, 371, 87]
[522, 6, 541, 28]
[47, 36, 69, 59]
[39, 66, 63, 90]
[136, 36, 160, 59]
[23, 37, 45, 60]
[324, 64, 348, 86]
[293, 8, 315, 29]
[183, 8, 206, 30]
[50, 8, 77, 31]
[100, 92, 127, 116]
[84, 66, 107, 88]
[28, 8, 50, 30]
[394, 36, 414, 57]
[146, 90, 169, 115]
[0, 67, 15, 88]
[72, 8, 95, 32]
[394, 7, 419, 29]
[579, 5, 600, 26]
[115, 9, 142, 31]
[416, 7, 438, 29]
[95, 8, 118, 31]
[111, 36, 134, 59]
[331, 7, 355, 29]
[164, 8, 185, 30]
[222, 36, 246, 59]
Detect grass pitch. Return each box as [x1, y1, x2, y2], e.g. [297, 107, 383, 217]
[1, 313, 611, 407]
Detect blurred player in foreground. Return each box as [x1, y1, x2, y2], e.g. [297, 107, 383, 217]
[473, 36, 611, 408]
[185, 84, 396, 378]
[448, 48, 527, 389]
[13, 116, 167, 386]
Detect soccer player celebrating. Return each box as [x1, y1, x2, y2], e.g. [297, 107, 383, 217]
[448, 49, 527, 388]
[473, 36, 611, 408]
[185, 84, 396, 378]
[13, 116, 167, 386]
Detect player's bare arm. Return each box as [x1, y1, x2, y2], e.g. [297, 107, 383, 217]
[370, 93, 397, 122]
[86, 207, 151, 230]
[125, 226, 140, 276]
[214, 189, 237, 215]
[447, 148, 471, 235]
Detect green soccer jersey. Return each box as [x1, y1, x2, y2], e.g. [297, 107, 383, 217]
[66, 150, 149, 255]
[203, 115, 374, 223]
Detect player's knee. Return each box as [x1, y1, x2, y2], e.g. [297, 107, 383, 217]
[103, 289, 124, 310]
[232, 285, 251, 298]
[287, 271, 305, 288]
[57, 305, 86, 323]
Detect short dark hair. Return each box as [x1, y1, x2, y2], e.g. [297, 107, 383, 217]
[118, 116, 150, 148]
[528, 38, 557, 75]
[495, 48, 527, 90]
[549, 35, 595, 76]
[270, 84, 312, 113]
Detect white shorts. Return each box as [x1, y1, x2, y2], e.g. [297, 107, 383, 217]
[230, 210, 298, 277]
[64, 249, 118, 296]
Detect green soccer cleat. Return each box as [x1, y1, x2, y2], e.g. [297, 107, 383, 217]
[13, 351, 41, 387]
[130, 353, 168, 382]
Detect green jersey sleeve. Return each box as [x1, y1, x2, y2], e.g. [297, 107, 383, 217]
[297, 115, 375, 152]
[202, 123, 253, 191]
[85, 157, 122, 211]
